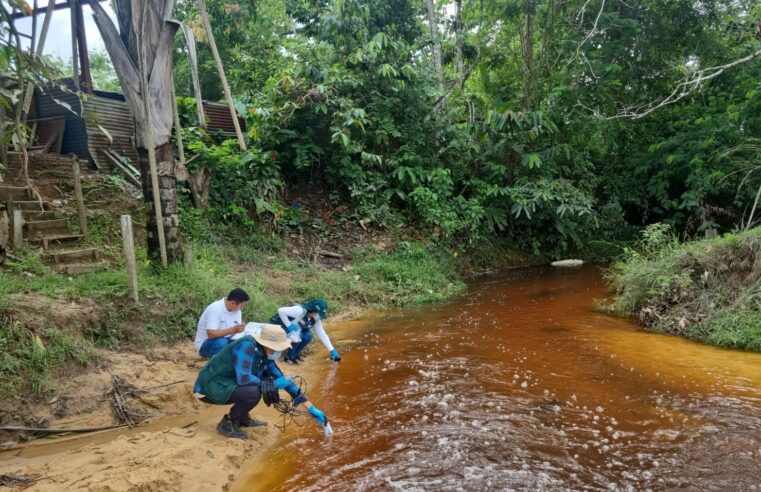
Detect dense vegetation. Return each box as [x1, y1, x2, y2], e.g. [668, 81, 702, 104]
[170, 0, 761, 257]
[607, 224, 761, 351]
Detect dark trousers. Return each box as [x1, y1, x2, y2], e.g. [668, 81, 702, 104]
[228, 385, 262, 422]
[287, 329, 313, 359]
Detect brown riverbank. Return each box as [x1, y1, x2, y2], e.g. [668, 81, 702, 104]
[0, 318, 368, 491]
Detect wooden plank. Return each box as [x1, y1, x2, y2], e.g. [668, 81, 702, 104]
[49, 247, 98, 264]
[71, 157, 88, 238]
[12, 210, 23, 249]
[0, 187, 32, 201]
[102, 149, 141, 187]
[121, 215, 138, 302]
[25, 218, 68, 232]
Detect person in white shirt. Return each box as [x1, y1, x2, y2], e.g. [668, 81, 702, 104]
[268, 298, 341, 363]
[195, 288, 249, 358]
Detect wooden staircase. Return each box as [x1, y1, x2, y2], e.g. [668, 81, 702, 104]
[1, 183, 106, 275]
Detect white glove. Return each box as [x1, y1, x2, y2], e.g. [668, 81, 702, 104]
[287, 330, 302, 343]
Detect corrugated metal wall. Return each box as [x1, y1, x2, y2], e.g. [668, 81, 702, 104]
[82, 96, 138, 171]
[34, 81, 87, 157]
[34, 80, 247, 173]
[202, 101, 246, 136]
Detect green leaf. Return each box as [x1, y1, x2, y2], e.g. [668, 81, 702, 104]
[521, 153, 542, 169]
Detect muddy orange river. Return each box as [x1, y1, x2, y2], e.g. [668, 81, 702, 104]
[236, 266, 761, 490]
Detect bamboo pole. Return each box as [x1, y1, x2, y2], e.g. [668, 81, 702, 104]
[21, 0, 56, 118]
[196, 0, 246, 150]
[138, 0, 168, 268]
[71, 156, 88, 238]
[121, 215, 138, 302]
[171, 75, 186, 168]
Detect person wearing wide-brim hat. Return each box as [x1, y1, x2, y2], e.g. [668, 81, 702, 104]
[193, 323, 328, 439]
[269, 298, 340, 364]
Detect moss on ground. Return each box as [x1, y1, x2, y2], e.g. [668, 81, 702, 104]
[605, 224, 761, 351]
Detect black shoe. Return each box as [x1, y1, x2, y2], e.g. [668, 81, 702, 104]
[217, 415, 247, 440]
[235, 415, 267, 428]
[284, 357, 299, 365]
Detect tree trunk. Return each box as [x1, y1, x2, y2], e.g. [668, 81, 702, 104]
[425, 0, 444, 92]
[138, 142, 181, 259]
[90, 0, 182, 264]
[454, 0, 464, 83]
[521, 0, 536, 108]
[188, 166, 211, 208]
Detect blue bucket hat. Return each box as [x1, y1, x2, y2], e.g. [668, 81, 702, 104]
[301, 298, 328, 319]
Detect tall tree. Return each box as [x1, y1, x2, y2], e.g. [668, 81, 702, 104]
[90, 0, 181, 262]
[425, 0, 443, 91]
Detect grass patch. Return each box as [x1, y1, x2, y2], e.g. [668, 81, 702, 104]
[0, 318, 96, 399]
[606, 224, 761, 351]
[0, 204, 480, 401]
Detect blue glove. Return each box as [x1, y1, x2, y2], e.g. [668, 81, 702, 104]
[308, 406, 327, 426]
[274, 375, 293, 390]
[286, 323, 299, 333]
[330, 349, 341, 361]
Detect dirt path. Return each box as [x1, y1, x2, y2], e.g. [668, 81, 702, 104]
[0, 332, 350, 491]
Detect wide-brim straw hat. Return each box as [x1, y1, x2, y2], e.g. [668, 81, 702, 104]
[253, 323, 292, 352]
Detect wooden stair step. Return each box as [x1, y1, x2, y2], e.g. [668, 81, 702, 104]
[0, 186, 32, 201]
[25, 218, 69, 233]
[8, 200, 48, 211]
[56, 263, 107, 275]
[36, 234, 84, 250]
[48, 247, 98, 264]
[20, 210, 61, 220]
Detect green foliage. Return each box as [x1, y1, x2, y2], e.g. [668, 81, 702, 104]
[606, 225, 761, 351]
[0, 318, 96, 398]
[351, 241, 465, 305]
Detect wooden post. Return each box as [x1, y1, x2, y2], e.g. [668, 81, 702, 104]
[138, 9, 168, 268]
[70, 0, 80, 90]
[12, 209, 23, 249]
[71, 156, 88, 238]
[74, 0, 92, 92]
[121, 215, 139, 302]
[197, 0, 246, 151]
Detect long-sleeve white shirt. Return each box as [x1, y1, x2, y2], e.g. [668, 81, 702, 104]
[277, 305, 334, 352]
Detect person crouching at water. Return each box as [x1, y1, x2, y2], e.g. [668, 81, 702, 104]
[269, 298, 340, 363]
[193, 324, 329, 439]
[194, 288, 249, 358]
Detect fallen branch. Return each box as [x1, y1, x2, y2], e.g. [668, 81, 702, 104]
[106, 369, 150, 428]
[0, 473, 43, 489]
[0, 423, 129, 434]
[316, 249, 342, 259]
[123, 379, 186, 395]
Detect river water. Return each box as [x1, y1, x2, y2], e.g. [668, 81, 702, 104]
[237, 266, 761, 491]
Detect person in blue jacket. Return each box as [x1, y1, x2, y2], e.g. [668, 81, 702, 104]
[194, 324, 328, 439]
[269, 298, 341, 364]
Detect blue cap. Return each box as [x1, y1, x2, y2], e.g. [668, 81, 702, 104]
[302, 298, 328, 319]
